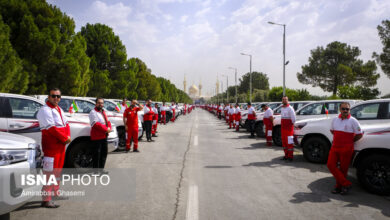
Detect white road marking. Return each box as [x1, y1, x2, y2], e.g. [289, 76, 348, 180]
[186, 185, 199, 220]
[194, 135, 198, 146]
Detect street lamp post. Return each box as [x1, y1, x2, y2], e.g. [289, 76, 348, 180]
[222, 75, 228, 103]
[240, 53, 252, 102]
[228, 67, 238, 104]
[221, 80, 223, 104]
[268, 21, 287, 96]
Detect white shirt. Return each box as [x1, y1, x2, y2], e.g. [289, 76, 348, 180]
[228, 107, 235, 115]
[331, 116, 362, 134]
[152, 107, 158, 114]
[120, 103, 127, 113]
[247, 106, 256, 115]
[235, 107, 241, 114]
[281, 105, 296, 123]
[263, 108, 273, 119]
[37, 104, 68, 130]
[219, 106, 223, 110]
[144, 105, 154, 114]
[89, 108, 109, 127]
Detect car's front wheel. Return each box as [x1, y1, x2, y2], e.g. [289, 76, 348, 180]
[302, 136, 330, 163]
[357, 154, 390, 195]
[66, 141, 94, 168]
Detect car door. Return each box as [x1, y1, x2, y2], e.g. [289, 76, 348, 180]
[6, 97, 43, 142]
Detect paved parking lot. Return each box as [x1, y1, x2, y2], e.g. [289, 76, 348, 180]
[11, 109, 390, 220]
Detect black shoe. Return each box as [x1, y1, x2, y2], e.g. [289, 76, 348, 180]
[150, 139, 155, 142]
[125, 149, 130, 153]
[41, 201, 60, 208]
[285, 158, 293, 162]
[340, 185, 352, 195]
[331, 187, 341, 194]
[152, 134, 158, 137]
[133, 149, 140, 152]
[147, 139, 151, 142]
[280, 156, 288, 161]
[249, 135, 255, 138]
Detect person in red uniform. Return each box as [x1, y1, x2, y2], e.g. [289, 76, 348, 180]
[123, 100, 143, 152]
[170, 102, 176, 122]
[327, 102, 363, 195]
[152, 103, 159, 137]
[228, 104, 235, 129]
[261, 104, 274, 146]
[119, 98, 128, 114]
[161, 102, 167, 125]
[280, 96, 296, 161]
[234, 103, 241, 131]
[144, 99, 155, 142]
[37, 88, 71, 208]
[247, 102, 257, 137]
[89, 98, 112, 173]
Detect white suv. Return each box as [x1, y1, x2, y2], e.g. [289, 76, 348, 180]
[0, 132, 42, 218]
[272, 100, 360, 146]
[0, 93, 119, 168]
[294, 99, 390, 163]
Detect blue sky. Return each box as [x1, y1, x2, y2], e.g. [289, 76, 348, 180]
[48, 0, 390, 97]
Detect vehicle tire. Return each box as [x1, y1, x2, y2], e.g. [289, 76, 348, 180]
[0, 213, 10, 220]
[66, 141, 94, 168]
[117, 126, 126, 150]
[272, 126, 282, 146]
[255, 122, 265, 137]
[302, 136, 330, 163]
[357, 154, 390, 195]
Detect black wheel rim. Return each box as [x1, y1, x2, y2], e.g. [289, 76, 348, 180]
[364, 161, 390, 191]
[306, 142, 324, 161]
[74, 148, 93, 168]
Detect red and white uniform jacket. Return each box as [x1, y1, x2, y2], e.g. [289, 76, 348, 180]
[218, 106, 223, 112]
[228, 107, 235, 115]
[331, 114, 362, 149]
[144, 105, 155, 121]
[161, 105, 167, 115]
[37, 102, 70, 152]
[247, 106, 256, 120]
[280, 104, 296, 128]
[234, 107, 241, 120]
[89, 107, 112, 140]
[124, 106, 140, 129]
[263, 108, 273, 122]
[152, 107, 158, 124]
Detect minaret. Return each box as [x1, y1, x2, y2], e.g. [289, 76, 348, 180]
[183, 75, 187, 93]
[216, 75, 220, 94]
[199, 79, 202, 97]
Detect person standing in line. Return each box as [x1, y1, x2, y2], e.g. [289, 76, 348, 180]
[218, 104, 223, 120]
[120, 98, 128, 114]
[234, 103, 241, 131]
[228, 104, 235, 129]
[280, 96, 296, 162]
[170, 102, 176, 122]
[123, 99, 143, 152]
[37, 88, 71, 208]
[224, 103, 230, 124]
[327, 102, 363, 195]
[161, 102, 167, 125]
[247, 102, 256, 138]
[261, 104, 274, 146]
[144, 100, 155, 142]
[152, 103, 159, 137]
[89, 98, 112, 173]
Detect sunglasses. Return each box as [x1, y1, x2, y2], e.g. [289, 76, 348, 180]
[50, 95, 61, 98]
[341, 108, 350, 111]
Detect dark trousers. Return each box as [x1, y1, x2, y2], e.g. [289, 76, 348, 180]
[144, 120, 153, 140]
[248, 119, 255, 136]
[92, 139, 108, 169]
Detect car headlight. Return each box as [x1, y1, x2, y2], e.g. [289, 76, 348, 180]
[294, 122, 307, 130]
[0, 149, 29, 166]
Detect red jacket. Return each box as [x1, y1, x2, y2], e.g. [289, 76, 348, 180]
[89, 108, 112, 140]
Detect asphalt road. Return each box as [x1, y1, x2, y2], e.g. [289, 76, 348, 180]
[11, 109, 390, 220]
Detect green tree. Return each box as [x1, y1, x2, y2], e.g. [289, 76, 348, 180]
[238, 71, 270, 94]
[0, 14, 28, 93]
[337, 85, 380, 100]
[297, 41, 379, 95]
[373, 20, 390, 78]
[80, 23, 135, 98]
[0, 0, 91, 95]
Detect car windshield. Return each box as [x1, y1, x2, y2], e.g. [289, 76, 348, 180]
[59, 98, 95, 113]
[105, 101, 118, 112]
